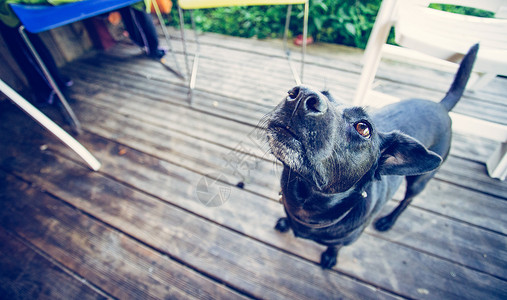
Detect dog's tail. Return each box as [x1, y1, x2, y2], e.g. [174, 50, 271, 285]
[440, 43, 479, 112]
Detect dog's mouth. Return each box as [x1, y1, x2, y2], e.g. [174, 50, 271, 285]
[266, 123, 306, 169]
[270, 123, 299, 142]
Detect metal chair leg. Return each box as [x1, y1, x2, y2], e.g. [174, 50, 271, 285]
[283, 4, 292, 53]
[0, 79, 100, 171]
[284, 4, 301, 85]
[301, 0, 309, 83]
[189, 12, 200, 92]
[283, 2, 308, 85]
[178, 7, 200, 104]
[18, 25, 82, 134]
[151, 0, 184, 79]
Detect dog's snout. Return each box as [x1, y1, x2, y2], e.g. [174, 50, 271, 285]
[286, 86, 328, 116]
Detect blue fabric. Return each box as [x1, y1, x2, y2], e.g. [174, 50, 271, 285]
[10, 0, 141, 33]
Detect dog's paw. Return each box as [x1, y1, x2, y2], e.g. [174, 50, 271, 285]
[374, 216, 394, 232]
[274, 217, 290, 233]
[320, 247, 338, 269]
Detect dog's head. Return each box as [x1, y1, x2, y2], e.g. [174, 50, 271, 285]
[264, 85, 442, 194]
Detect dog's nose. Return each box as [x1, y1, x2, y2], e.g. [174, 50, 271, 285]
[287, 86, 328, 115]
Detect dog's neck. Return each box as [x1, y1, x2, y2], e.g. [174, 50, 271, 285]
[281, 168, 371, 228]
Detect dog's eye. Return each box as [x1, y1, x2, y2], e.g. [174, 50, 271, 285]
[355, 122, 371, 138]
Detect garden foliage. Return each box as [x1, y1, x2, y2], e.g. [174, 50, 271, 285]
[169, 1, 493, 50]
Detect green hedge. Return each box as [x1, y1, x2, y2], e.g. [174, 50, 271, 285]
[169, 0, 385, 49]
[169, 1, 493, 50]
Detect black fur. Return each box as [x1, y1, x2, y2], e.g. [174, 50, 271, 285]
[264, 44, 479, 269]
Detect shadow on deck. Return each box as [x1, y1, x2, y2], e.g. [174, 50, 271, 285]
[0, 30, 506, 299]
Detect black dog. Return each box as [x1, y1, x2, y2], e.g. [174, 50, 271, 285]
[263, 44, 479, 269]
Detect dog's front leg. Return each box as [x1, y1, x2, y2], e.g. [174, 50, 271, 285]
[320, 245, 341, 269]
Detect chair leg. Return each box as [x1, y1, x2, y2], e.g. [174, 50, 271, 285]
[18, 25, 82, 134]
[283, 4, 302, 85]
[301, 0, 309, 83]
[0, 79, 101, 171]
[282, 4, 292, 54]
[470, 72, 496, 91]
[178, 7, 199, 103]
[151, 0, 184, 79]
[353, 0, 397, 106]
[282, 1, 308, 85]
[487, 141, 507, 181]
[188, 12, 200, 93]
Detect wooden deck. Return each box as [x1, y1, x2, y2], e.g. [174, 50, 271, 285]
[1, 30, 506, 299]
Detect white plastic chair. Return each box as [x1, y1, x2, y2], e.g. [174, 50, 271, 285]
[354, 0, 507, 180]
[177, 0, 309, 101]
[354, 0, 507, 106]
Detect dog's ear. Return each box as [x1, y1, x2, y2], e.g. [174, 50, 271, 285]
[377, 131, 442, 176]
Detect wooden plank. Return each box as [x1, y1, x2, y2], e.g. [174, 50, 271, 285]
[375, 82, 507, 126]
[69, 87, 268, 157]
[64, 62, 274, 127]
[0, 226, 108, 300]
[39, 133, 507, 299]
[57, 81, 507, 229]
[162, 28, 507, 107]
[368, 201, 507, 279]
[57, 131, 507, 274]
[3, 103, 501, 300]
[68, 74, 500, 165]
[184, 29, 507, 102]
[73, 101, 281, 199]
[70, 87, 507, 200]
[2, 29, 506, 299]
[74, 49, 306, 106]
[0, 171, 249, 300]
[166, 27, 506, 107]
[436, 156, 507, 199]
[70, 40, 507, 128]
[404, 179, 506, 235]
[0, 143, 395, 299]
[64, 95, 507, 275]
[66, 63, 500, 169]
[68, 41, 507, 138]
[451, 133, 498, 164]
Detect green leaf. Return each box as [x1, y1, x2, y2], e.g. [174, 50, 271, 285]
[345, 23, 356, 35]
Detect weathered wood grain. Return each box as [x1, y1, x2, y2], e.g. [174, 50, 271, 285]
[3, 98, 504, 300]
[0, 226, 108, 300]
[105, 37, 507, 124]
[1, 27, 506, 300]
[0, 171, 248, 300]
[0, 139, 395, 300]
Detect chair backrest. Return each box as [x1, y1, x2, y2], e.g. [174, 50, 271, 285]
[179, 0, 306, 10]
[406, 0, 507, 16]
[394, 0, 507, 70]
[353, 0, 507, 105]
